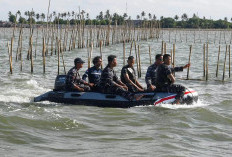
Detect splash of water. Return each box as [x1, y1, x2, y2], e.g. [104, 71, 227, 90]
[0, 79, 49, 103]
[155, 99, 209, 109]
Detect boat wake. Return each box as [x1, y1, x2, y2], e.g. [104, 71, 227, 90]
[155, 99, 209, 109]
[0, 79, 50, 104]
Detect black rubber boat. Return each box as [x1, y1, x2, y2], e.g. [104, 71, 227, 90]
[34, 75, 198, 108]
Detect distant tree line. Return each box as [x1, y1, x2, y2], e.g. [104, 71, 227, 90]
[7, 10, 232, 29]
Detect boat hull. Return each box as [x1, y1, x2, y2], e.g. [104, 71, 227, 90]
[34, 88, 198, 108]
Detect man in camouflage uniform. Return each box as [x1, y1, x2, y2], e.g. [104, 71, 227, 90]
[145, 54, 163, 91]
[66, 58, 93, 92]
[121, 56, 144, 93]
[82, 56, 102, 91]
[99, 55, 143, 101]
[156, 54, 190, 104]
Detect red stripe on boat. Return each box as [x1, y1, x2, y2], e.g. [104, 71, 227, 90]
[154, 90, 196, 105]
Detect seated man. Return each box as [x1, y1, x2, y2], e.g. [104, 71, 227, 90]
[156, 54, 190, 104]
[82, 56, 102, 90]
[66, 58, 94, 92]
[121, 56, 144, 92]
[145, 54, 163, 92]
[99, 55, 143, 101]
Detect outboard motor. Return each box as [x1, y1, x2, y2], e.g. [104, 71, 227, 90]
[54, 75, 66, 91]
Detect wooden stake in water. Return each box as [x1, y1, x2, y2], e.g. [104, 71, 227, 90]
[187, 45, 192, 80]
[222, 45, 228, 81]
[149, 45, 152, 65]
[229, 45, 231, 78]
[90, 42, 93, 67]
[30, 35, 33, 73]
[206, 43, 209, 81]
[123, 40, 126, 66]
[87, 43, 91, 68]
[100, 40, 103, 69]
[216, 45, 221, 77]
[164, 42, 167, 54]
[170, 49, 173, 66]
[43, 37, 46, 74]
[58, 40, 61, 75]
[134, 42, 140, 78]
[203, 44, 206, 78]
[173, 44, 175, 68]
[138, 45, 142, 78]
[10, 37, 14, 64]
[60, 41, 66, 74]
[19, 32, 23, 71]
[161, 41, 164, 54]
[7, 42, 13, 74]
[129, 40, 133, 56]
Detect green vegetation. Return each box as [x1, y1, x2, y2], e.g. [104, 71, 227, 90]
[6, 10, 232, 29]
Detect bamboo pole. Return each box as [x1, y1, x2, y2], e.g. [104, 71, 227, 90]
[206, 43, 209, 81]
[20, 32, 23, 71]
[10, 37, 14, 73]
[164, 42, 167, 54]
[216, 45, 221, 77]
[87, 42, 91, 68]
[30, 35, 33, 73]
[7, 42, 13, 74]
[222, 45, 228, 81]
[51, 27, 54, 55]
[43, 37, 46, 74]
[129, 40, 133, 56]
[100, 40, 103, 69]
[170, 49, 173, 66]
[187, 45, 192, 80]
[58, 40, 60, 75]
[161, 41, 164, 54]
[88, 42, 93, 68]
[123, 40, 126, 66]
[134, 41, 139, 78]
[60, 41, 66, 74]
[138, 45, 141, 78]
[203, 44, 206, 77]
[16, 26, 23, 61]
[229, 45, 231, 78]
[173, 44, 175, 68]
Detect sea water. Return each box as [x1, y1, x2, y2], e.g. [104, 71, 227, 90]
[0, 28, 232, 156]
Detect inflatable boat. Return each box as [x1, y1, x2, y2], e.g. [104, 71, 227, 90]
[34, 75, 198, 108]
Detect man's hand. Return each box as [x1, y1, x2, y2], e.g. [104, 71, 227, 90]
[167, 74, 175, 84]
[183, 63, 190, 69]
[148, 84, 156, 91]
[88, 83, 94, 87]
[122, 85, 128, 91]
[78, 88, 85, 92]
[137, 87, 144, 92]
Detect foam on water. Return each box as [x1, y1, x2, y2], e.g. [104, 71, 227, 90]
[0, 79, 50, 104]
[155, 99, 209, 109]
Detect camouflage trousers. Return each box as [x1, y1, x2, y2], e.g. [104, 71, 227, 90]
[66, 84, 90, 92]
[157, 84, 186, 100]
[103, 86, 134, 101]
[79, 84, 91, 92]
[126, 83, 140, 93]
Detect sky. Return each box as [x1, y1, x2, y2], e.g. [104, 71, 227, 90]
[0, 0, 231, 21]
